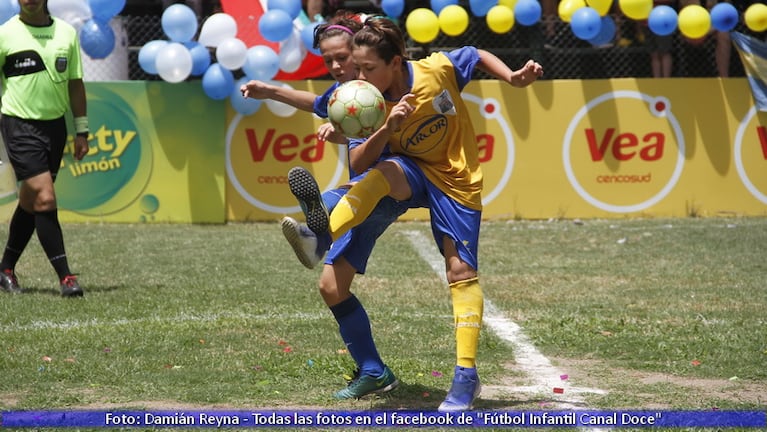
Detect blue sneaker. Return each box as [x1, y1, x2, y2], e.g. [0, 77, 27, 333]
[334, 366, 399, 399]
[281, 217, 331, 269]
[288, 167, 329, 235]
[438, 366, 481, 412]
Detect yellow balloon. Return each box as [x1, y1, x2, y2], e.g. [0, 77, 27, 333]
[678, 4, 711, 39]
[498, 0, 518, 9]
[744, 3, 767, 32]
[439, 5, 470, 37]
[486, 5, 515, 34]
[405, 8, 440, 44]
[618, 0, 652, 20]
[586, 0, 613, 16]
[559, 0, 587, 22]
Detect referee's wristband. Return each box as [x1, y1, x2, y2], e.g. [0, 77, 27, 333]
[74, 116, 89, 135]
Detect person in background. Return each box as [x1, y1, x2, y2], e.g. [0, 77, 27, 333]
[0, 0, 89, 296]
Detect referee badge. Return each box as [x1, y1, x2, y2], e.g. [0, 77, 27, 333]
[55, 57, 67, 72]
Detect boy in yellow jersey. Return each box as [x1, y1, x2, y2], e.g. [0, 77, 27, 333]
[0, 0, 89, 297]
[283, 17, 543, 410]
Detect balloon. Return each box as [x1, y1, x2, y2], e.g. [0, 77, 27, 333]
[242, 45, 280, 81]
[48, 0, 92, 29]
[486, 5, 515, 34]
[185, 41, 211, 76]
[558, 0, 586, 22]
[265, 82, 298, 117]
[648, 5, 677, 36]
[161, 3, 198, 42]
[138, 40, 167, 74]
[585, 0, 612, 17]
[431, 0, 458, 15]
[216, 37, 248, 70]
[381, 0, 405, 17]
[710, 3, 738, 32]
[88, 0, 125, 22]
[405, 8, 440, 44]
[498, 0, 518, 9]
[230, 77, 263, 116]
[678, 4, 710, 40]
[618, 0, 652, 20]
[259, 9, 294, 42]
[202, 63, 234, 100]
[279, 28, 306, 73]
[267, 0, 302, 20]
[155, 42, 193, 83]
[744, 3, 767, 32]
[469, 0, 496, 17]
[588, 15, 616, 46]
[0, 0, 16, 25]
[79, 18, 115, 59]
[570, 7, 601, 40]
[439, 5, 469, 36]
[514, 0, 542, 26]
[198, 13, 237, 47]
[300, 21, 322, 55]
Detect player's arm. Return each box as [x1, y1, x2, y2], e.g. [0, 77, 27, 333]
[348, 94, 414, 174]
[476, 49, 543, 87]
[240, 79, 317, 112]
[68, 78, 89, 161]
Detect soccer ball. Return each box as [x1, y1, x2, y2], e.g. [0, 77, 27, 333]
[327, 80, 386, 139]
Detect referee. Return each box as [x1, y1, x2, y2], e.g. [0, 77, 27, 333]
[0, 0, 89, 297]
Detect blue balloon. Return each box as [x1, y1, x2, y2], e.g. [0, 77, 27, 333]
[514, 0, 542, 26]
[268, 0, 302, 20]
[570, 7, 601, 40]
[161, 3, 198, 42]
[184, 41, 211, 76]
[230, 77, 263, 115]
[242, 45, 280, 81]
[259, 9, 294, 42]
[469, 0, 495, 17]
[382, 0, 405, 17]
[138, 40, 167, 74]
[710, 2, 738, 32]
[89, 0, 126, 22]
[588, 15, 616, 46]
[300, 21, 322, 56]
[202, 63, 235, 100]
[431, 0, 458, 15]
[648, 5, 677, 36]
[79, 19, 115, 59]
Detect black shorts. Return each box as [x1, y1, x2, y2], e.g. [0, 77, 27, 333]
[0, 115, 67, 181]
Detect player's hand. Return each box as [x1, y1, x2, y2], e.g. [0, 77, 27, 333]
[73, 134, 89, 161]
[317, 122, 348, 144]
[511, 60, 543, 87]
[385, 93, 415, 133]
[240, 80, 272, 99]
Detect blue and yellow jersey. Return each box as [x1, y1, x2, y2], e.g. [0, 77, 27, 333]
[0, 16, 82, 120]
[385, 47, 483, 210]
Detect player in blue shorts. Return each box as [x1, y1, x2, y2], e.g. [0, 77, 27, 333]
[282, 17, 543, 411]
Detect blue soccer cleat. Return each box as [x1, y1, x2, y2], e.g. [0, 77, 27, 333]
[438, 366, 481, 412]
[281, 217, 331, 269]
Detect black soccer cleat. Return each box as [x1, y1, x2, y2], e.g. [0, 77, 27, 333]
[287, 167, 329, 235]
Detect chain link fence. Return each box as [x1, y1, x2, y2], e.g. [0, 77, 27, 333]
[88, 3, 763, 82]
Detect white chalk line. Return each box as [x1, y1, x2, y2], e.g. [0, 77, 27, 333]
[403, 230, 609, 415]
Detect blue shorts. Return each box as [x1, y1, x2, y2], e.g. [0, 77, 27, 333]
[388, 155, 482, 271]
[321, 184, 416, 274]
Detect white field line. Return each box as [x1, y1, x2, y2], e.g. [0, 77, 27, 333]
[403, 230, 609, 413]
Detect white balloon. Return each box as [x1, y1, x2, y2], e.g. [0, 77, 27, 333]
[48, 0, 92, 30]
[198, 13, 238, 47]
[155, 42, 193, 83]
[264, 81, 298, 117]
[278, 27, 306, 73]
[216, 37, 247, 70]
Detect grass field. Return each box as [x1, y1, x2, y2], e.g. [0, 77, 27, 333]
[0, 217, 765, 431]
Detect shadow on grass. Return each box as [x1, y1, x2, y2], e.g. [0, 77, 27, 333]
[369, 382, 533, 411]
[15, 284, 127, 296]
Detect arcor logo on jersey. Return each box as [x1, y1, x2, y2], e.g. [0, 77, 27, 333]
[401, 114, 448, 155]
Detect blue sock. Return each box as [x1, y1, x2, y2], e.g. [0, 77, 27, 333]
[330, 295, 384, 378]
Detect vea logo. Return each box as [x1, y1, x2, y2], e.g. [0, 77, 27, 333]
[563, 91, 685, 213]
[734, 107, 767, 204]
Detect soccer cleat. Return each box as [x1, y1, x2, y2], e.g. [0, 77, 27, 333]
[287, 167, 329, 235]
[281, 216, 331, 269]
[0, 269, 22, 294]
[438, 366, 482, 412]
[334, 365, 399, 400]
[60, 274, 84, 297]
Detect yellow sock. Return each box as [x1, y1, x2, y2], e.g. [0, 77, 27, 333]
[449, 277, 483, 368]
[329, 168, 390, 241]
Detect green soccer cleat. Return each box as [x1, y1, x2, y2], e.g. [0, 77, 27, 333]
[334, 366, 399, 400]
